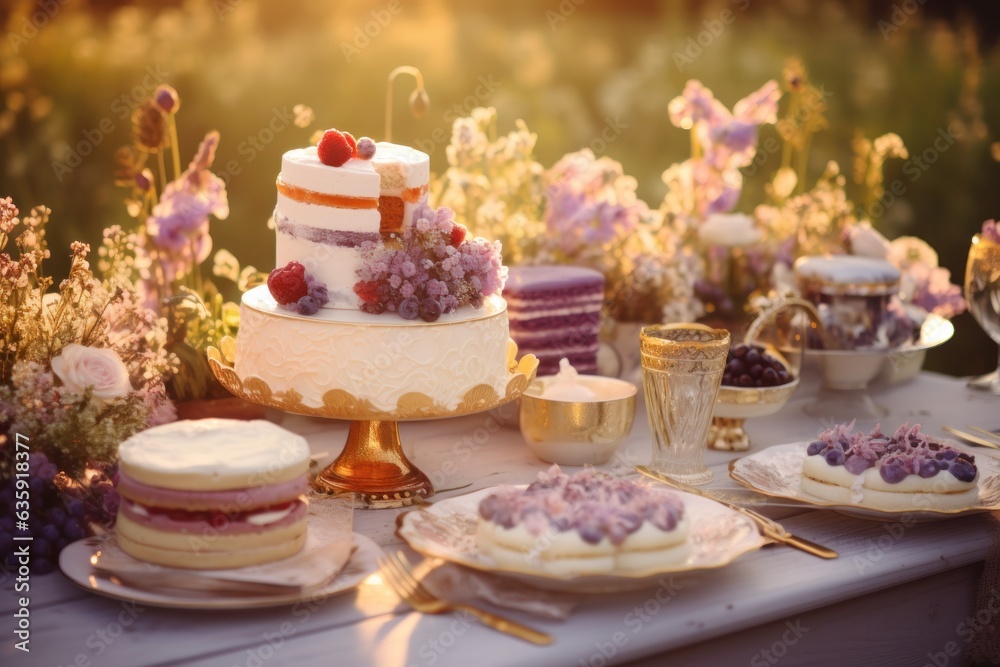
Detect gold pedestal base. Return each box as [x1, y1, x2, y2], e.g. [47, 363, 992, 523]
[707, 417, 750, 451]
[313, 420, 433, 509]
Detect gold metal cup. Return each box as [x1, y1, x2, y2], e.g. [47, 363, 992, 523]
[519, 376, 637, 465]
[639, 324, 730, 485]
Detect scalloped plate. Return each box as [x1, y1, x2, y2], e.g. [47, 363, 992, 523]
[396, 485, 769, 593]
[729, 442, 1000, 521]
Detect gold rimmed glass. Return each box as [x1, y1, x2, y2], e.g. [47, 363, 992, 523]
[965, 234, 1000, 393]
[640, 324, 730, 485]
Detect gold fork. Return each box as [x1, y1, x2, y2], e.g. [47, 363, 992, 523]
[378, 551, 552, 645]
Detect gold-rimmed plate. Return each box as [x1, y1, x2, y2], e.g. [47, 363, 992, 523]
[729, 442, 1000, 521]
[395, 485, 769, 593]
[59, 532, 380, 610]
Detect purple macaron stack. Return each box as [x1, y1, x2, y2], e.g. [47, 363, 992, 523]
[503, 266, 605, 376]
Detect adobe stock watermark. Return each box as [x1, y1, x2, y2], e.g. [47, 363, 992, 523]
[412, 75, 503, 157]
[864, 124, 957, 220]
[51, 65, 171, 182]
[578, 578, 683, 667]
[340, 0, 406, 63]
[878, 0, 928, 41]
[750, 618, 810, 666]
[55, 599, 145, 667]
[673, 0, 752, 72]
[216, 106, 299, 187]
[6, 0, 71, 54]
[546, 0, 587, 31]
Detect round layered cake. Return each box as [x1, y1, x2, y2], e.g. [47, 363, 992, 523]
[800, 422, 979, 510]
[115, 419, 311, 569]
[477, 466, 690, 576]
[235, 286, 510, 412]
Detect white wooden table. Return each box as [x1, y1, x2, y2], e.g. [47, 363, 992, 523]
[4, 371, 1000, 667]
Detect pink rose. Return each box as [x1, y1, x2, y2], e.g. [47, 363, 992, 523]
[51, 344, 132, 402]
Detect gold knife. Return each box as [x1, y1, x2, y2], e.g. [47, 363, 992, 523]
[635, 466, 838, 560]
[942, 425, 1000, 450]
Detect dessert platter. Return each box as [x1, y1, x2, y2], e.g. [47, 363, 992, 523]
[59, 419, 379, 609]
[207, 129, 538, 507]
[729, 421, 1000, 520]
[396, 466, 769, 593]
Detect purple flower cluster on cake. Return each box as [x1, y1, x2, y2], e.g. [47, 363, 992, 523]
[354, 203, 506, 322]
[503, 266, 605, 375]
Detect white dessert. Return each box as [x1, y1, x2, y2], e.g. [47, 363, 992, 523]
[539, 359, 598, 402]
[800, 423, 979, 511]
[235, 287, 511, 412]
[115, 419, 310, 569]
[476, 466, 690, 577]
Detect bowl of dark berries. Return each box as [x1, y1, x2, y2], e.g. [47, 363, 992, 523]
[709, 343, 799, 451]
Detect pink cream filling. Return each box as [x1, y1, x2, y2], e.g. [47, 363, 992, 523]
[117, 471, 308, 510]
[119, 497, 308, 535]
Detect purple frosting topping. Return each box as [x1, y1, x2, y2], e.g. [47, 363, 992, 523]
[478, 465, 685, 545]
[503, 266, 605, 298]
[805, 422, 976, 483]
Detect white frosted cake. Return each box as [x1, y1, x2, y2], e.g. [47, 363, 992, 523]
[273, 141, 429, 310]
[238, 128, 514, 412]
[115, 419, 311, 569]
[236, 288, 510, 412]
[477, 466, 690, 576]
[800, 422, 979, 511]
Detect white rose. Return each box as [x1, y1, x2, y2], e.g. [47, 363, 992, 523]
[699, 213, 761, 248]
[847, 223, 891, 259]
[51, 344, 133, 402]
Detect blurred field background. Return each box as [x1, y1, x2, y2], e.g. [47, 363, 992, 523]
[2, 0, 999, 377]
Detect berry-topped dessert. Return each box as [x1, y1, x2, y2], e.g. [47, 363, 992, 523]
[477, 465, 690, 576]
[721, 344, 793, 388]
[795, 255, 915, 350]
[234, 129, 517, 413]
[800, 421, 979, 510]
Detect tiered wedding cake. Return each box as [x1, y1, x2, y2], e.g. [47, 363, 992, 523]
[234, 130, 512, 413]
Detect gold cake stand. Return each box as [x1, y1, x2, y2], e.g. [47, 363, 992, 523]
[207, 337, 537, 509]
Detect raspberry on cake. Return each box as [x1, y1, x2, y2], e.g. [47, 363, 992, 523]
[800, 422, 979, 510]
[477, 466, 690, 576]
[114, 419, 311, 569]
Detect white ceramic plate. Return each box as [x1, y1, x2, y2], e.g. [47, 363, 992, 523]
[59, 532, 380, 610]
[729, 442, 1000, 521]
[396, 485, 769, 593]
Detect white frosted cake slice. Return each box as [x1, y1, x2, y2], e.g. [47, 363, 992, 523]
[477, 466, 689, 576]
[274, 147, 381, 309]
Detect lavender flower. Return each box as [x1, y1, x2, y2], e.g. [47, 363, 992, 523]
[981, 219, 1000, 244]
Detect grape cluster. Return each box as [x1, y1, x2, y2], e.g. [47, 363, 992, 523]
[1, 453, 120, 574]
[722, 344, 792, 388]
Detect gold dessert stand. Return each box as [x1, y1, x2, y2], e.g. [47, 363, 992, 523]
[207, 338, 537, 509]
